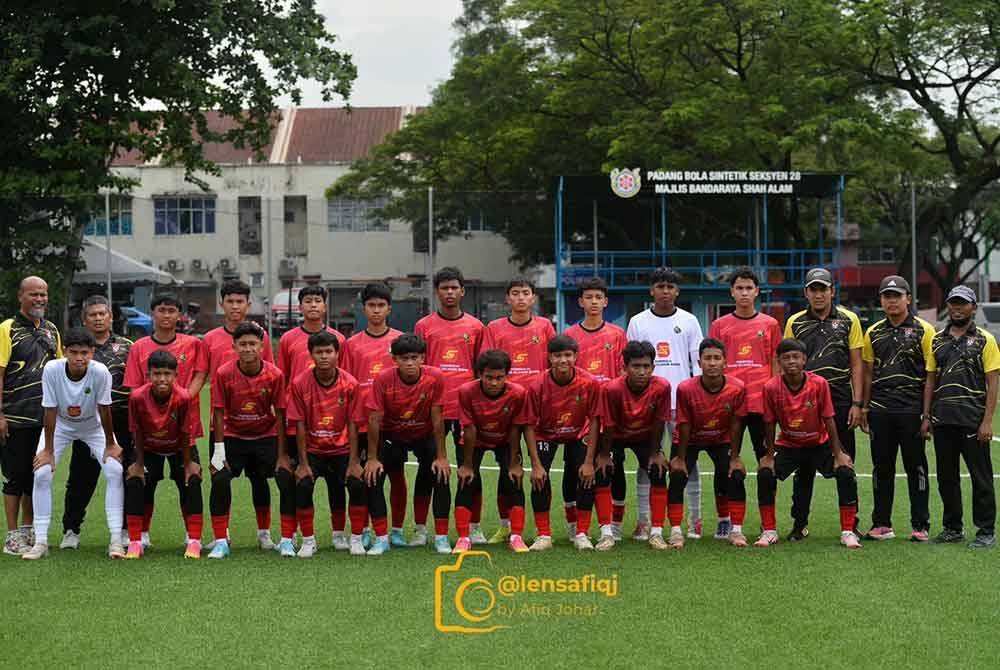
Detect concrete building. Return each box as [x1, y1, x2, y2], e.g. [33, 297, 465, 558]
[84, 107, 524, 333]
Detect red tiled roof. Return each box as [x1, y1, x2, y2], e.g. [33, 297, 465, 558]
[284, 107, 403, 163]
[199, 110, 278, 165]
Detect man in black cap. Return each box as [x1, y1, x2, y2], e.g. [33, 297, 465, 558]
[921, 285, 998, 548]
[861, 275, 934, 541]
[783, 267, 865, 539]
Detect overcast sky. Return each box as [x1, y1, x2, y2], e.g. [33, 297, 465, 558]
[291, 0, 464, 108]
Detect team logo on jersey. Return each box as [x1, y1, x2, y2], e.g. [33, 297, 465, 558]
[738, 344, 753, 356]
[724, 402, 732, 412]
[337, 396, 345, 406]
[84, 387, 91, 394]
[180, 354, 188, 362]
[656, 342, 671, 357]
[903, 328, 913, 337]
[442, 348, 459, 361]
[260, 387, 269, 396]
[604, 343, 613, 351]
[419, 393, 427, 401]
[610, 168, 641, 198]
[462, 333, 470, 342]
[805, 400, 814, 408]
[967, 337, 977, 346]
[68, 406, 81, 417]
[111, 342, 120, 353]
[242, 401, 256, 412]
[674, 326, 682, 334]
[531, 335, 540, 344]
[575, 393, 583, 403]
[502, 406, 511, 414]
[169, 413, 177, 422]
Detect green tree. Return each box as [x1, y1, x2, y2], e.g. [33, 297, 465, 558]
[1, 1, 355, 318]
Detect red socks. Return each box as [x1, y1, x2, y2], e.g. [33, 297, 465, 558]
[715, 495, 730, 519]
[564, 503, 577, 524]
[455, 506, 472, 538]
[389, 471, 408, 527]
[533, 511, 551, 537]
[413, 495, 431, 526]
[667, 501, 684, 528]
[280, 514, 296, 540]
[651, 486, 667, 528]
[372, 516, 388, 536]
[255, 506, 271, 532]
[760, 505, 777, 531]
[498, 493, 512, 521]
[127, 515, 143, 542]
[349, 505, 368, 534]
[510, 506, 526, 536]
[839, 506, 856, 533]
[730, 500, 747, 526]
[576, 508, 592, 536]
[434, 517, 450, 536]
[298, 508, 315, 537]
[331, 508, 346, 533]
[211, 513, 230, 541]
[595, 487, 612, 526]
[185, 513, 203, 541]
[612, 500, 625, 523]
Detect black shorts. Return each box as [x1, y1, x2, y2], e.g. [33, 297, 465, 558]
[127, 447, 202, 483]
[456, 443, 516, 468]
[214, 437, 277, 479]
[380, 434, 434, 471]
[306, 452, 350, 484]
[444, 420, 461, 442]
[2, 426, 42, 496]
[772, 444, 837, 481]
[616, 441, 658, 470]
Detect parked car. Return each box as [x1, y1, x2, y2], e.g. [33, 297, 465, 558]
[120, 306, 154, 339]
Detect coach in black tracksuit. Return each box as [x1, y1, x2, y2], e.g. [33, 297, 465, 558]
[921, 285, 998, 549]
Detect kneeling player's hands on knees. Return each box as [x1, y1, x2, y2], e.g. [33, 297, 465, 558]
[295, 462, 313, 482]
[104, 443, 122, 463]
[759, 454, 775, 473]
[578, 461, 595, 488]
[530, 465, 547, 491]
[835, 451, 854, 471]
[729, 456, 746, 476]
[595, 452, 613, 474]
[666, 454, 684, 475]
[127, 463, 145, 481]
[33, 449, 54, 471]
[649, 452, 668, 477]
[184, 461, 201, 484]
[508, 462, 524, 486]
[457, 464, 475, 487]
[432, 456, 451, 482]
[348, 459, 363, 480]
[363, 459, 383, 486]
[276, 455, 293, 474]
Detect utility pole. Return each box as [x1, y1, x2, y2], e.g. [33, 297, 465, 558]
[427, 186, 435, 312]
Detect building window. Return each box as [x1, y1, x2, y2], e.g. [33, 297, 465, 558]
[85, 197, 133, 236]
[154, 196, 216, 235]
[465, 210, 495, 232]
[327, 196, 389, 232]
[858, 243, 897, 264]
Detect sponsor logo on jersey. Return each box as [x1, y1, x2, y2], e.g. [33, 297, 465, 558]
[587, 359, 602, 372]
[371, 362, 384, 375]
[789, 417, 804, 428]
[483, 421, 498, 430]
[402, 410, 414, 420]
[241, 401, 256, 412]
[442, 348, 459, 361]
[153, 429, 168, 438]
[705, 418, 719, 428]
[558, 411, 573, 425]
[610, 168, 641, 198]
[513, 352, 528, 363]
[320, 415, 334, 426]
[738, 344, 753, 356]
[68, 406, 81, 417]
[656, 342, 671, 358]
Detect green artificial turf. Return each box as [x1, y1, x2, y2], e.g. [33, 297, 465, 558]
[3, 388, 1000, 669]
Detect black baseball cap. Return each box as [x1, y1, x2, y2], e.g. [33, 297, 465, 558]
[945, 285, 977, 304]
[804, 268, 833, 288]
[878, 275, 910, 295]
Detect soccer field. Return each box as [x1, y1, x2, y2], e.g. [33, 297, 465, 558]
[4, 389, 1000, 669]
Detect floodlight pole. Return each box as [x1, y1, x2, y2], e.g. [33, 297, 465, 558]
[104, 189, 113, 305]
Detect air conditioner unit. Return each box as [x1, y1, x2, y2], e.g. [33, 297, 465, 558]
[166, 259, 185, 272]
[278, 259, 299, 278]
[191, 259, 205, 271]
[218, 257, 236, 272]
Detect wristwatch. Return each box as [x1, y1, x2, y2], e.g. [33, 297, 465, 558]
[851, 400, 863, 408]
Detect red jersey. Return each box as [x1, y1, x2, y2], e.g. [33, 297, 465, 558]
[339, 328, 402, 433]
[708, 312, 781, 414]
[673, 376, 748, 446]
[763, 372, 835, 449]
[211, 359, 286, 439]
[457, 380, 530, 449]
[482, 316, 555, 388]
[367, 365, 445, 440]
[599, 375, 672, 444]
[123, 333, 208, 439]
[286, 368, 365, 456]
[128, 383, 191, 455]
[524, 369, 600, 442]
[277, 325, 346, 434]
[415, 312, 484, 419]
[203, 325, 273, 378]
[564, 322, 627, 384]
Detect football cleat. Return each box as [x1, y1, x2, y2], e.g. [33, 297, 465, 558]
[409, 528, 429, 548]
[840, 531, 862, 549]
[331, 532, 350, 551]
[60, 530, 81, 550]
[108, 541, 126, 559]
[297, 537, 317, 559]
[787, 526, 810, 542]
[632, 521, 650, 541]
[184, 540, 202, 559]
[349, 535, 366, 556]
[361, 528, 374, 550]
[729, 531, 749, 548]
[687, 518, 703, 540]
[257, 530, 276, 551]
[21, 543, 49, 560]
[488, 525, 511, 544]
[667, 528, 685, 550]
[434, 535, 452, 554]
[595, 534, 616, 552]
[126, 541, 144, 560]
[714, 520, 733, 540]
[390, 528, 409, 547]
[648, 534, 669, 551]
[933, 528, 964, 544]
[864, 526, 895, 541]
[754, 530, 779, 548]
[509, 536, 530, 553]
[909, 530, 930, 543]
[529, 535, 553, 552]
[573, 533, 594, 551]
[366, 536, 390, 556]
[208, 539, 230, 559]
[468, 526, 488, 545]
[610, 523, 623, 542]
[969, 534, 996, 549]
[452, 537, 472, 554]
[567, 522, 577, 541]
[140, 532, 152, 550]
[277, 538, 296, 557]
